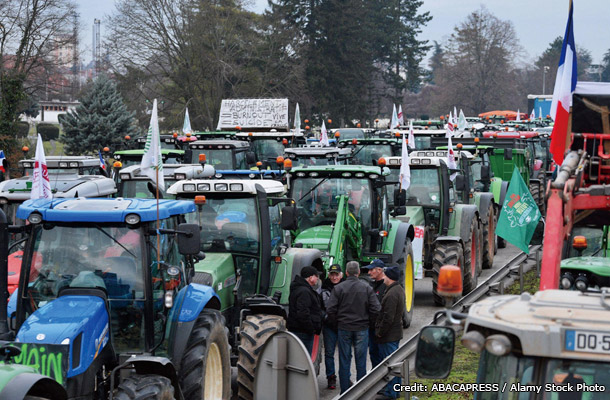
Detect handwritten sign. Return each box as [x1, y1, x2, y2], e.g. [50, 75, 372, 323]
[217, 99, 289, 130]
[11, 343, 69, 385]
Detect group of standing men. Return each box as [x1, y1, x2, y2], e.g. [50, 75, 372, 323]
[287, 259, 405, 399]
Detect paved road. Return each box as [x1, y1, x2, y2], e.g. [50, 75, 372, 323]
[318, 243, 525, 400]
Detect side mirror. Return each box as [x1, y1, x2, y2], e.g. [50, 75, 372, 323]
[454, 174, 466, 191]
[281, 205, 298, 231]
[246, 151, 257, 165]
[480, 166, 490, 181]
[184, 149, 193, 163]
[415, 326, 455, 379]
[504, 150, 513, 161]
[177, 223, 201, 255]
[394, 188, 406, 207]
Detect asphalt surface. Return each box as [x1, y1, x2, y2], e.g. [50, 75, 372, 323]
[317, 243, 526, 400]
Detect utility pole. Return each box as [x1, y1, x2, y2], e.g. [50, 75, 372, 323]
[543, 66, 550, 95]
[93, 19, 101, 78]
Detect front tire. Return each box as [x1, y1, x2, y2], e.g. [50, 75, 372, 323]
[237, 314, 286, 400]
[114, 374, 174, 400]
[398, 239, 415, 328]
[463, 217, 481, 294]
[180, 310, 231, 400]
[482, 205, 496, 269]
[432, 242, 464, 306]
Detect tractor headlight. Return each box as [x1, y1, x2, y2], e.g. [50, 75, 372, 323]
[574, 274, 588, 292]
[27, 212, 43, 224]
[485, 334, 512, 356]
[125, 213, 140, 225]
[560, 272, 574, 290]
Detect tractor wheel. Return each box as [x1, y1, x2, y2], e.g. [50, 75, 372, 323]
[463, 217, 481, 294]
[179, 310, 231, 400]
[482, 205, 496, 269]
[113, 374, 174, 400]
[237, 314, 286, 400]
[432, 242, 464, 306]
[398, 239, 415, 328]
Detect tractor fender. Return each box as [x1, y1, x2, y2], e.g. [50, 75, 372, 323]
[167, 283, 220, 367]
[390, 221, 415, 263]
[284, 247, 323, 280]
[499, 180, 509, 207]
[0, 371, 67, 400]
[476, 193, 494, 224]
[120, 356, 182, 400]
[451, 205, 479, 240]
[433, 235, 462, 246]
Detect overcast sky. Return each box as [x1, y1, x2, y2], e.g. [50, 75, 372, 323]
[78, 0, 609, 65]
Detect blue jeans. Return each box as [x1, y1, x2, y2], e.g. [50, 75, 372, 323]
[369, 329, 382, 368]
[323, 326, 338, 377]
[378, 341, 400, 398]
[293, 331, 314, 354]
[337, 329, 369, 394]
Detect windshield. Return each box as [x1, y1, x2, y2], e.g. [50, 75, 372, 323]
[252, 139, 285, 161]
[120, 179, 177, 198]
[337, 130, 365, 140]
[190, 149, 235, 169]
[400, 168, 441, 206]
[352, 144, 394, 165]
[184, 196, 260, 255]
[566, 227, 607, 257]
[289, 156, 339, 167]
[542, 359, 610, 399]
[291, 177, 372, 231]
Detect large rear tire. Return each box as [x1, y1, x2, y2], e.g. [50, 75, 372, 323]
[463, 217, 481, 294]
[432, 242, 464, 306]
[179, 310, 231, 400]
[398, 239, 415, 328]
[482, 205, 496, 269]
[114, 374, 174, 400]
[237, 314, 286, 400]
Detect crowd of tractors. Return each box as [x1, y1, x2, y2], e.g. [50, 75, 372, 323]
[0, 91, 609, 399]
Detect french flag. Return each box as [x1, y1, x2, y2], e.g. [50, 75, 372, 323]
[99, 150, 106, 170]
[550, 0, 577, 165]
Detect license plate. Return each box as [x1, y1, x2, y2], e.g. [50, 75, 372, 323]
[565, 330, 610, 355]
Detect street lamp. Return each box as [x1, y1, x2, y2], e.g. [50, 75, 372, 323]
[543, 66, 550, 95]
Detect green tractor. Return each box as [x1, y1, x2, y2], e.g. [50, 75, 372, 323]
[283, 146, 353, 167]
[167, 178, 324, 399]
[184, 140, 256, 169]
[380, 155, 482, 305]
[560, 224, 610, 291]
[337, 138, 401, 165]
[112, 148, 185, 169]
[235, 131, 305, 166]
[287, 165, 416, 326]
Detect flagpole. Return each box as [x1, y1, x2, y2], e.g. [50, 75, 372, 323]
[155, 167, 161, 265]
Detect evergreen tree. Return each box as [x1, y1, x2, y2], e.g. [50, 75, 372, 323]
[602, 49, 610, 82]
[60, 75, 137, 155]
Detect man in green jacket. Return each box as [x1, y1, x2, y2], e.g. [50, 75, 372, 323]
[374, 265, 405, 399]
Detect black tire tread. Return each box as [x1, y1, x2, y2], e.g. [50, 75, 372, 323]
[237, 314, 286, 400]
[113, 374, 174, 400]
[462, 218, 480, 294]
[482, 205, 495, 270]
[432, 242, 464, 306]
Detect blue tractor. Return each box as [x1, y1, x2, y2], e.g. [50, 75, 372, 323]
[0, 198, 230, 399]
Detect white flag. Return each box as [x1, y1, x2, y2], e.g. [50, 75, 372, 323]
[447, 135, 458, 181]
[320, 120, 329, 146]
[448, 111, 453, 127]
[391, 104, 399, 129]
[31, 134, 52, 199]
[530, 109, 535, 120]
[399, 130, 410, 191]
[182, 107, 192, 135]
[445, 122, 455, 138]
[294, 103, 301, 136]
[141, 99, 165, 191]
[516, 109, 521, 122]
[458, 109, 467, 131]
[453, 106, 458, 124]
[398, 105, 404, 126]
[408, 120, 416, 149]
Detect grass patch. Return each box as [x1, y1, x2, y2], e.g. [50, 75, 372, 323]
[409, 269, 541, 399]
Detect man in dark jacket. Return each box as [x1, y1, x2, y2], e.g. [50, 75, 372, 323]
[367, 258, 386, 368]
[375, 265, 405, 399]
[321, 264, 343, 390]
[288, 266, 323, 354]
[326, 261, 381, 394]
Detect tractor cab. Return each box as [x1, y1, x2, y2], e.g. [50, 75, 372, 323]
[116, 164, 216, 198]
[337, 138, 400, 165]
[235, 131, 305, 164]
[6, 198, 222, 398]
[185, 140, 255, 169]
[19, 156, 107, 177]
[134, 134, 179, 150]
[329, 128, 367, 140]
[284, 146, 353, 167]
[112, 149, 185, 169]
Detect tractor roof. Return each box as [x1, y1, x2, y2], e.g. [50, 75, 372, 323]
[465, 290, 610, 362]
[411, 149, 474, 159]
[188, 140, 250, 149]
[0, 174, 117, 201]
[291, 164, 386, 176]
[284, 146, 352, 157]
[119, 164, 215, 180]
[16, 198, 194, 223]
[167, 179, 285, 196]
[236, 131, 304, 138]
[338, 138, 398, 145]
[19, 156, 101, 168]
[382, 156, 444, 168]
[113, 149, 184, 156]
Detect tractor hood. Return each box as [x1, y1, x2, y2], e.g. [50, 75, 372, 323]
[404, 206, 425, 226]
[193, 253, 237, 312]
[17, 295, 110, 378]
[561, 256, 610, 277]
[294, 225, 333, 251]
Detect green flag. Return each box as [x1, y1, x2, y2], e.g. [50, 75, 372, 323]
[496, 167, 541, 254]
